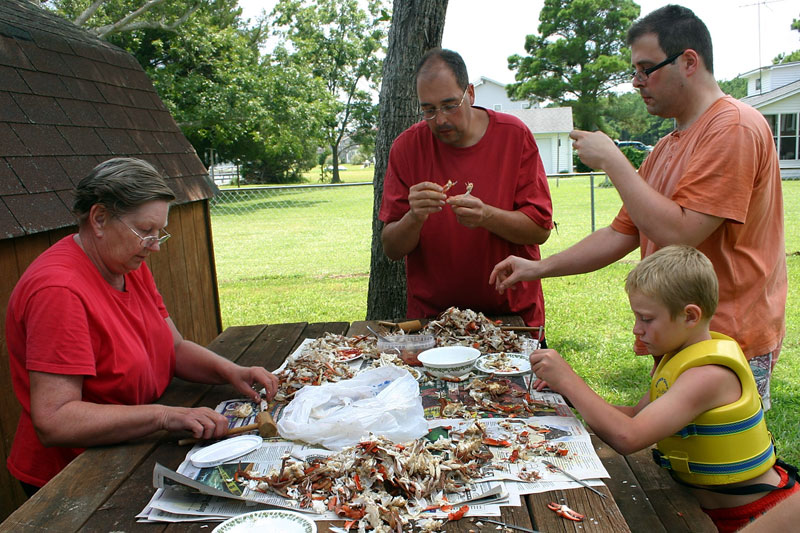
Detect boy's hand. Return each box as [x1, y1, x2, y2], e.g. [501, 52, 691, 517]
[529, 349, 576, 393]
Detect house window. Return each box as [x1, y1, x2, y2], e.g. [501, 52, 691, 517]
[779, 113, 798, 160]
[755, 78, 761, 91]
[493, 104, 502, 111]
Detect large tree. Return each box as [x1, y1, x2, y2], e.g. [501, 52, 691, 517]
[366, 0, 448, 321]
[271, 0, 389, 183]
[46, 0, 328, 180]
[508, 0, 640, 131]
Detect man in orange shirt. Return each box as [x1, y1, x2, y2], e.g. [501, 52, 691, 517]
[490, 5, 785, 409]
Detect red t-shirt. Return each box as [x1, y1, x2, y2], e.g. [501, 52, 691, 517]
[379, 108, 553, 327]
[6, 235, 175, 487]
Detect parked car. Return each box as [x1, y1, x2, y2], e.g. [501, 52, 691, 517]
[615, 140, 652, 152]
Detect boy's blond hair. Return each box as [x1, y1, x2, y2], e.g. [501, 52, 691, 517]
[625, 245, 718, 319]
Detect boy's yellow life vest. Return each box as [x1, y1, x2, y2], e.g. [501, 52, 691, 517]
[650, 332, 775, 486]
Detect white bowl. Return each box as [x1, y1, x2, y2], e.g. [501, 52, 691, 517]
[417, 346, 480, 380]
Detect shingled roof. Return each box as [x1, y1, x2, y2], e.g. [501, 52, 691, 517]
[0, 0, 213, 240]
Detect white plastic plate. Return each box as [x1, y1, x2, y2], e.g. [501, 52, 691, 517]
[190, 434, 262, 468]
[212, 510, 317, 533]
[475, 352, 532, 376]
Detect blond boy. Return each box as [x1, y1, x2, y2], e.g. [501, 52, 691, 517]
[530, 245, 796, 531]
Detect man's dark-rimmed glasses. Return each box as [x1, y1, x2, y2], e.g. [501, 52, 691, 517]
[631, 50, 685, 83]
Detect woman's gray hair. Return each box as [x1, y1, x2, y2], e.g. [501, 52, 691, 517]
[72, 158, 176, 223]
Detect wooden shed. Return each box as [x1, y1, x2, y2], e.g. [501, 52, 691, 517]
[0, 0, 222, 519]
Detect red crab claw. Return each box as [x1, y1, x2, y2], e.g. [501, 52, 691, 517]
[547, 502, 584, 522]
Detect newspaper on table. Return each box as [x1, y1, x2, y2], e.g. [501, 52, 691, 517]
[140, 337, 610, 524]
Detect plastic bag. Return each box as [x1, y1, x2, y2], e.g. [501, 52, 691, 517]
[276, 366, 428, 450]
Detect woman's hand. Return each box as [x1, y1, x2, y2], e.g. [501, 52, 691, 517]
[159, 405, 230, 440]
[226, 365, 280, 401]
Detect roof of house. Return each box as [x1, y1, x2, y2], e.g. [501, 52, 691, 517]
[0, 0, 212, 240]
[472, 76, 508, 88]
[741, 78, 800, 109]
[503, 107, 573, 134]
[740, 60, 800, 80]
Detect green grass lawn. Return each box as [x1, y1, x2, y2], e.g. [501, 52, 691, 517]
[211, 170, 799, 466]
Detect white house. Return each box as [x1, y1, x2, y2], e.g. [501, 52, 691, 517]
[504, 108, 574, 175]
[740, 61, 800, 179]
[472, 76, 573, 174]
[473, 76, 532, 111]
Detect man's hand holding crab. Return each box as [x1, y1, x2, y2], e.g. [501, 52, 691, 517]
[406, 181, 448, 223]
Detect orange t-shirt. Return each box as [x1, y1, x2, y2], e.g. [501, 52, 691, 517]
[612, 96, 786, 358]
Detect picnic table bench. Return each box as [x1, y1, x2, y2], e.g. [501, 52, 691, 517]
[0, 321, 716, 533]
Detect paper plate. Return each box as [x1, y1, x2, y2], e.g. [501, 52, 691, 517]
[475, 352, 531, 376]
[212, 510, 317, 533]
[190, 434, 262, 468]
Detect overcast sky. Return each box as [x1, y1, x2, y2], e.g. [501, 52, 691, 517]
[239, 0, 800, 83]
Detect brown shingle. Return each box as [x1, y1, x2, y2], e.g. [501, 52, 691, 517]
[127, 89, 157, 110]
[0, 64, 30, 92]
[0, 200, 25, 239]
[61, 77, 104, 102]
[169, 175, 214, 204]
[12, 93, 68, 125]
[67, 54, 104, 82]
[17, 39, 72, 76]
[29, 27, 73, 55]
[0, 36, 34, 69]
[11, 123, 72, 155]
[0, 158, 26, 195]
[124, 107, 158, 130]
[150, 109, 178, 132]
[94, 62, 127, 88]
[0, 91, 26, 122]
[57, 155, 100, 185]
[180, 152, 208, 176]
[154, 131, 189, 153]
[96, 82, 131, 106]
[58, 98, 105, 127]
[127, 129, 160, 153]
[0, 123, 28, 155]
[57, 125, 109, 155]
[95, 102, 134, 129]
[56, 189, 76, 214]
[18, 69, 69, 98]
[7, 156, 72, 193]
[102, 128, 139, 155]
[5, 192, 73, 233]
[157, 153, 185, 179]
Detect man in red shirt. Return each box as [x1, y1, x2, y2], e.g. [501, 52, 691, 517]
[380, 48, 553, 334]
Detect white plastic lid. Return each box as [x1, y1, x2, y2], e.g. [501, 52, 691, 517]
[190, 434, 262, 468]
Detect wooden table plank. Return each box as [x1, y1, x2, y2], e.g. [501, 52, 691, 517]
[589, 434, 655, 533]
[529, 486, 630, 532]
[625, 448, 715, 532]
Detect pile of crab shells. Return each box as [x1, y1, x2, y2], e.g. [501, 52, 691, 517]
[422, 307, 525, 353]
[235, 423, 493, 533]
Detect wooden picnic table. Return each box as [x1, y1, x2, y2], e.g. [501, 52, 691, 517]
[0, 321, 716, 533]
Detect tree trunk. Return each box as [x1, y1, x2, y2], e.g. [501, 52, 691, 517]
[366, 0, 448, 320]
[331, 143, 341, 183]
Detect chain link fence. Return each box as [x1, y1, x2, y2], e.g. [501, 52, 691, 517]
[209, 182, 372, 216]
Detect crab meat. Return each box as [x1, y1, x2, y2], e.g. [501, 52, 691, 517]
[547, 502, 584, 521]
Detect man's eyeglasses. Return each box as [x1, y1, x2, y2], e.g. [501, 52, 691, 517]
[123, 220, 170, 248]
[631, 50, 685, 83]
[418, 86, 468, 121]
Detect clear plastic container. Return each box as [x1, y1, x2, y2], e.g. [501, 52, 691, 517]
[377, 334, 435, 366]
